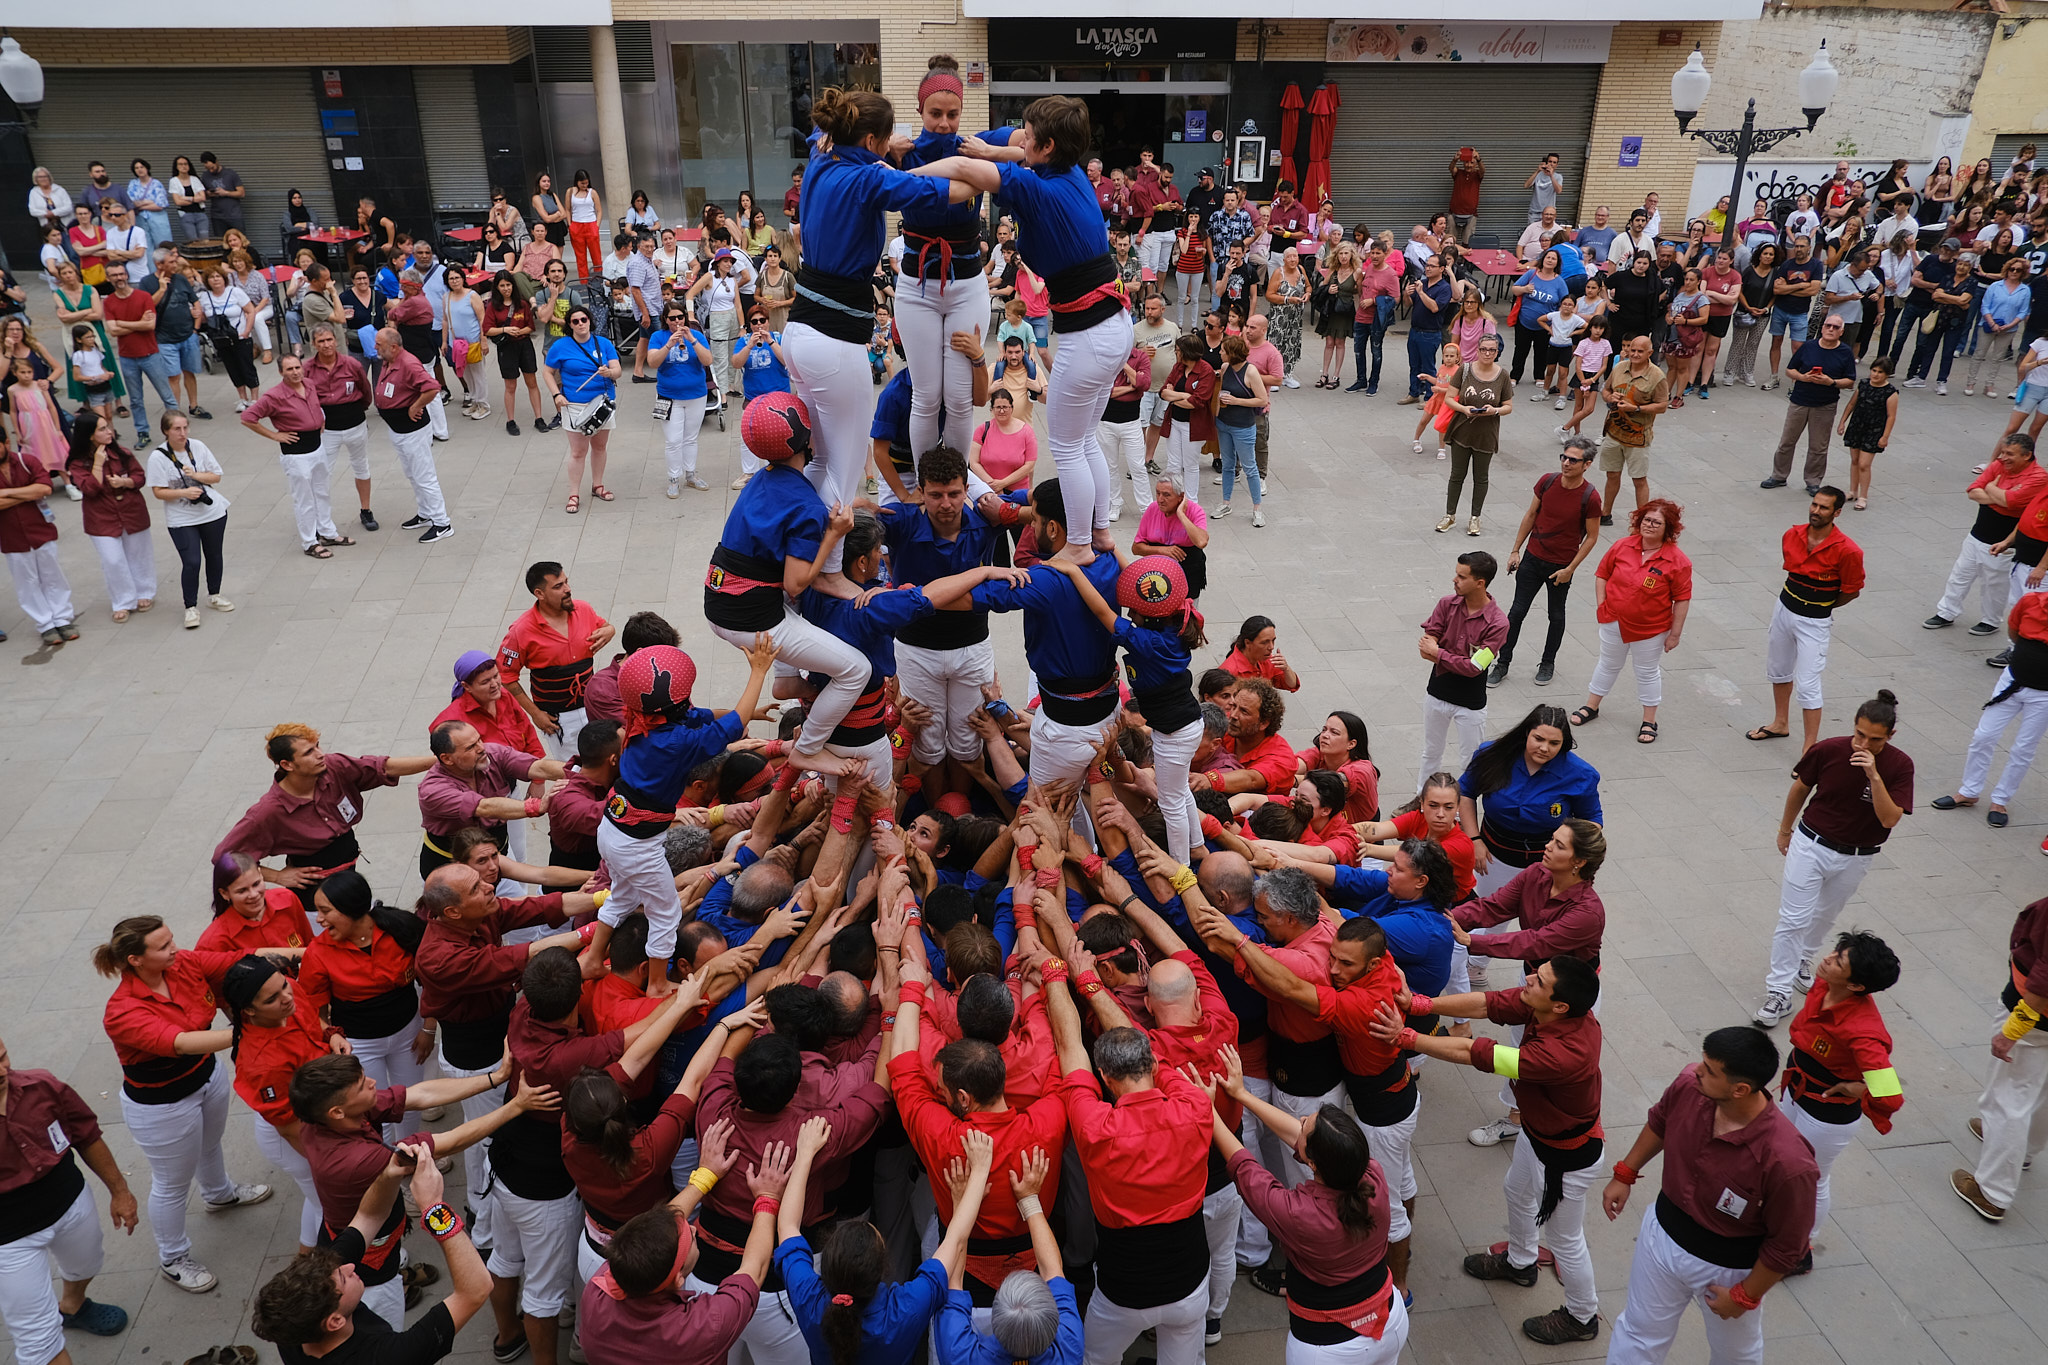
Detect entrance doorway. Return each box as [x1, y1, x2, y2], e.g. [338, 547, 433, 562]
[1084, 92, 1164, 171]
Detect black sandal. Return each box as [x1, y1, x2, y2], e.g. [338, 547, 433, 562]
[1248, 1258, 1287, 1297]
[303, 543, 333, 559]
[316, 534, 357, 548]
[1637, 720, 1659, 744]
[1568, 705, 1599, 726]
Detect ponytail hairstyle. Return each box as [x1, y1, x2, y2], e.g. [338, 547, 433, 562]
[212, 850, 261, 917]
[93, 915, 166, 978]
[221, 954, 284, 1060]
[1304, 1104, 1379, 1235]
[1393, 770, 1460, 818]
[1855, 688, 1899, 734]
[1175, 605, 1208, 653]
[812, 87, 895, 152]
[319, 867, 427, 956]
[817, 1221, 887, 1365]
[564, 1068, 638, 1180]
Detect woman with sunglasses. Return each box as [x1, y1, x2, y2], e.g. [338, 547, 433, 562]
[648, 302, 715, 498]
[543, 305, 622, 513]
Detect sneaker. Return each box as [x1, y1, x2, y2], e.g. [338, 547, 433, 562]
[1366, 383, 1379, 395]
[1990, 648, 2014, 669]
[1762, 377, 1780, 391]
[1467, 515, 1482, 536]
[492, 1326, 531, 1363]
[1968, 619, 2000, 636]
[1937, 381, 1948, 396]
[419, 524, 456, 544]
[234, 399, 251, 413]
[1753, 990, 1795, 1027]
[1145, 460, 1162, 475]
[1283, 374, 1300, 388]
[1805, 484, 1821, 497]
[203, 1182, 272, 1211]
[209, 595, 234, 612]
[471, 403, 491, 419]
[400, 515, 428, 530]
[1534, 661, 1555, 686]
[1522, 1307, 1599, 1345]
[2039, 831, 2048, 856]
[1213, 473, 1224, 486]
[1344, 381, 1369, 392]
[1923, 614, 1955, 629]
[1759, 477, 1787, 489]
[862, 476, 879, 495]
[731, 472, 752, 491]
[1108, 501, 1124, 522]
[684, 474, 709, 491]
[1204, 1319, 1223, 1346]
[1435, 515, 1456, 533]
[1970, 1115, 2035, 1167]
[1252, 509, 1266, 528]
[1786, 1249, 1815, 1277]
[1599, 514, 1613, 526]
[1742, 373, 1758, 387]
[1215, 503, 1232, 517]
[1903, 377, 1927, 388]
[1794, 962, 1816, 995]
[190, 406, 213, 420]
[184, 607, 201, 630]
[59, 1299, 128, 1336]
[160, 1255, 217, 1293]
[1462, 1250, 1538, 1287]
[432, 434, 450, 443]
[1987, 388, 2000, 399]
[1487, 659, 1509, 687]
[1964, 384, 1977, 396]
[360, 509, 379, 531]
[1554, 395, 1567, 411]
[1468, 1117, 1521, 1147]
[63, 483, 82, 501]
[666, 477, 681, 500]
[1951, 1169, 2006, 1222]
[506, 419, 520, 435]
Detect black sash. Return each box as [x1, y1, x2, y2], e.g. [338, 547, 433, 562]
[790, 266, 874, 345]
[1267, 1030, 1344, 1099]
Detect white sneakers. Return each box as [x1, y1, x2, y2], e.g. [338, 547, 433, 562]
[666, 478, 681, 500]
[1469, 1118, 1521, 1147]
[1252, 509, 1266, 528]
[184, 607, 201, 629]
[1753, 990, 1795, 1026]
[204, 1182, 271, 1212]
[160, 1254, 217, 1293]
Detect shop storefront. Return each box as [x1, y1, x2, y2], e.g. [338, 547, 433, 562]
[986, 19, 1237, 176]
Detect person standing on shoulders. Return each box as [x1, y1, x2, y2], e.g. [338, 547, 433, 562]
[1747, 488, 1864, 749]
[1490, 439, 1601, 689]
[1759, 314, 1856, 497]
[1754, 691, 1911, 1027]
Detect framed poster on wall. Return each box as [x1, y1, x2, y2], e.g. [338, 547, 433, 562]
[1233, 136, 1266, 187]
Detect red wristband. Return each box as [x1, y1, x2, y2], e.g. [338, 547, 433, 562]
[898, 978, 926, 1005]
[1612, 1160, 1639, 1186]
[1075, 970, 1104, 997]
[1034, 867, 1062, 890]
[753, 1196, 780, 1216]
[1395, 1027, 1418, 1050]
[578, 922, 598, 945]
[1728, 1281, 1761, 1312]
[762, 740, 788, 759]
[897, 773, 922, 794]
[1079, 854, 1105, 880]
[1409, 993, 1434, 1017]
[773, 762, 802, 793]
[524, 796, 544, 818]
[1040, 960, 1069, 983]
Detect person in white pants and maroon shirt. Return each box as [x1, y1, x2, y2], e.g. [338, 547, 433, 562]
[1416, 552, 1509, 784]
[0, 1040, 137, 1365]
[1954, 895, 2048, 1221]
[1754, 691, 1912, 1028]
[1601, 1029, 1818, 1365]
[0, 439, 77, 646]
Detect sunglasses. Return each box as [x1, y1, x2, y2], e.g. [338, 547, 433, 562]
[1560, 454, 1589, 464]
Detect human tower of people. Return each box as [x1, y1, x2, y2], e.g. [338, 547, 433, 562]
[4, 64, 2046, 1365]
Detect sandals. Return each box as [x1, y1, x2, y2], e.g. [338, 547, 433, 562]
[1745, 725, 1790, 741]
[402, 1263, 441, 1290]
[316, 534, 356, 548]
[1247, 1259, 1287, 1297]
[183, 1347, 257, 1365]
[1637, 720, 1659, 744]
[1667, 395, 1685, 409]
[1568, 705, 1599, 726]
[591, 485, 615, 501]
[1854, 497, 1868, 510]
[303, 543, 333, 559]
[112, 609, 131, 623]
[565, 493, 580, 514]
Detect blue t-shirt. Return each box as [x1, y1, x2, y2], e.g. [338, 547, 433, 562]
[649, 327, 709, 401]
[616, 708, 745, 810]
[870, 367, 921, 453]
[798, 141, 956, 281]
[935, 1278, 1084, 1365]
[1326, 867, 1455, 997]
[1457, 743, 1604, 838]
[718, 464, 826, 569]
[1514, 271, 1571, 328]
[545, 334, 619, 403]
[798, 582, 935, 699]
[984, 128, 1112, 278]
[778, 1240, 950, 1365]
[971, 556, 1121, 685]
[1410, 278, 1455, 334]
[1111, 615, 1192, 692]
[737, 332, 792, 403]
[1552, 242, 1587, 281]
[694, 847, 793, 971]
[876, 500, 998, 586]
[1575, 226, 1618, 260]
[1788, 339, 1856, 408]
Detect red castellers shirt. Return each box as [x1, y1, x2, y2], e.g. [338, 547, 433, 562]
[1305, 950, 1408, 1082]
[1783, 982, 1902, 1134]
[499, 599, 611, 716]
[195, 888, 314, 956]
[234, 990, 339, 1127]
[1138, 950, 1243, 1133]
[1058, 1064, 1210, 1228]
[1226, 730, 1300, 796]
[102, 948, 241, 1076]
[918, 976, 1059, 1109]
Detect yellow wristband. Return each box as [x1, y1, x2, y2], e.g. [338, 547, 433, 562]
[591, 888, 609, 910]
[688, 1167, 720, 1195]
[1168, 866, 1199, 895]
[708, 804, 726, 826]
[2003, 1001, 2042, 1042]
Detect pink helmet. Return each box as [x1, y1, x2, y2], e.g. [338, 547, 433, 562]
[1117, 555, 1189, 618]
[741, 392, 812, 463]
[618, 645, 697, 738]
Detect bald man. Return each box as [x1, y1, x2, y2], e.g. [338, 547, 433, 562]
[371, 326, 452, 543]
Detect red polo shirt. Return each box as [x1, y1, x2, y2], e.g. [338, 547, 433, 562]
[1296, 751, 1380, 824]
[1059, 1065, 1210, 1228]
[2013, 896, 2048, 999]
[1785, 983, 1902, 1133]
[1141, 951, 1243, 1131]
[1596, 537, 1694, 642]
[195, 889, 313, 956]
[548, 771, 610, 856]
[1390, 810, 1476, 896]
[1237, 918, 1335, 1043]
[101, 287, 158, 358]
[1778, 523, 1865, 616]
[564, 1090, 697, 1230]
[302, 1085, 435, 1246]
[234, 992, 337, 1127]
[102, 949, 241, 1073]
[298, 924, 418, 1021]
[432, 692, 544, 759]
[1308, 951, 1407, 1080]
[500, 599, 610, 717]
[1227, 730, 1300, 796]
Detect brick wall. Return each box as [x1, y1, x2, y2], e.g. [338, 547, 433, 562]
[1582, 22, 1724, 225]
[11, 27, 528, 65]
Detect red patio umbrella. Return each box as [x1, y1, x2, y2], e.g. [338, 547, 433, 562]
[1303, 83, 1341, 208]
[1277, 83, 1304, 189]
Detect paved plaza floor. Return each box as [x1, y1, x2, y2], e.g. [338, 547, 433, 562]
[3, 298, 2044, 1365]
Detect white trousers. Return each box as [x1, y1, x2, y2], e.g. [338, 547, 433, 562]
[1974, 1025, 2048, 1208]
[711, 609, 865, 758]
[598, 818, 685, 962]
[895, 269, 989, 462]
[1959, 672, 2048, 807]
[1158, 421, 1203, 496]
[1778, 1093, 1857, 1236]
[1029, 706, 1124, 820]
[321, 421, 372, 483]
[1589, 622, 1666, 708]
[1607, 1204, 1764, 1365]
[1418, 695, 1487, 789]
[256, 1115, 324, 1247]
[350, 1013, 427, 1143]
[384, 422, 448, 526]
[1281, 1295, 1408, 1365]
[1764, 602, 1830, 712]
[1936, 533, 2011, 627]
[486, 1185, 583, 1316]
[435, 1038, 502, 1253]
[1765, 827, 1874, 996]
[784, 323, 872, 573]
[1047, 311, 1133, 536]
[281, 444, 339, 548]
[89, 530, 156, 613]
[1151, 717, 1204, 864]
[896, 639, 996, 764]
[427, 391, 449, 440]
[1084, 1278, 1205, 1365]
[542, 708, 588, 765]
[1097, 419, 1151, 519]
[362, 1274, 407, 1332]
[0, 1188, 105, 1365]
[685, 1275, 809, 1365]
[6, 543, 73, 632]
[1504, 1132, 1598, 1321]
[2011, 558, 2048, 603]
[662, 396, 707, 479]
[121, 1059, 235, 1262]
[1143, 231, 1179, 276]
[1361, 1104, 1419, 1243]
[1202, 1183, 1243, 1319]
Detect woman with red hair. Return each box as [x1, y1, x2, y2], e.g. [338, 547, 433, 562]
[1572, 499, 1693, 744]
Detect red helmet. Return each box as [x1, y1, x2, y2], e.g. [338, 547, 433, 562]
[1117, 555, 1189, 618]
[618, 645, 697, 737]
[741, 392, 812, 464]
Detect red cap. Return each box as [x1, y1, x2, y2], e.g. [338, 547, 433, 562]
[1117, 555, 1189, 618]
[618, 645, 697, 740]
[741, 392, 813, 463]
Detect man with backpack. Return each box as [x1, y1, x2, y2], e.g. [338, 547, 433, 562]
[1489, 436, 1604, 688]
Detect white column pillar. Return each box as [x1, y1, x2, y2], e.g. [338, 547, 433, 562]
[589, 24, 633, 238]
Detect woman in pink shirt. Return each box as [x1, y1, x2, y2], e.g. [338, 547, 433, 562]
[1133, 476, 1210, 603]
[1015, 263, 1051, 351]
[966, 388, 1036, 493]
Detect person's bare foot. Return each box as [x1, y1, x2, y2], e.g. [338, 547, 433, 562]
[1055, 542, 1096, 566]
[785, 749, 861, 778]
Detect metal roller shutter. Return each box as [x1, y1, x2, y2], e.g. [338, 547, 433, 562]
[1324, 65, 1599, 244]
[416, 68, 492, 217]
[1991, 133, 2043, 175]
[29, 68, 333, 262]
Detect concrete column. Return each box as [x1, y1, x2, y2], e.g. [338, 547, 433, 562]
[589, 24, 633, 237]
